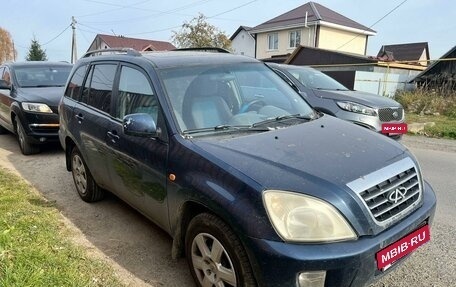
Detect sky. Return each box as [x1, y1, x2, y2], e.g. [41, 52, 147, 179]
[1, 0, 455, 62]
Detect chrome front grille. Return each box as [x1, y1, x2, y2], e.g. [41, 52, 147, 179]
[359, 167, 420, 222]
[378, 107, 403, 122]
[347, 157, 422, 226]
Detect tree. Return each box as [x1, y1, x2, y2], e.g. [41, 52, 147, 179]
[171, 14, 231, 50]
[26, 37, 47, 61]
[0, 27, 17, 64]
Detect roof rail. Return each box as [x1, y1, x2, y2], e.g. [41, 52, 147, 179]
[83, 48, 142, 58]
[172, 47, 231, 53]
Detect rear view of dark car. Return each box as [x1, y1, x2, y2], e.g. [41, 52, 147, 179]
[268, 63, 405, 139]
[0, 61, 72, 154]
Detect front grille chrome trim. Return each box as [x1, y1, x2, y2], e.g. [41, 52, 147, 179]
[363, 172, 417, 201]
[346, 157, 423, 227]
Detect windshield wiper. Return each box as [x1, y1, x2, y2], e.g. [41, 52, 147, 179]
[252, 114, 314, 128]
[182, 125, 270, 135]
[22, 84, 64, 88]
[315, 87, 348, 91]
[35, 84, 64, 87]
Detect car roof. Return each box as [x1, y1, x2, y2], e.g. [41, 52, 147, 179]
[7, 61, 73, 68]
[77, 50, 260, 69]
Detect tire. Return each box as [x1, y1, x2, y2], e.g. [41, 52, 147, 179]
[185, 213, 256, 287]
[15, 118, 40, 155]
[70, 146, 104, 202]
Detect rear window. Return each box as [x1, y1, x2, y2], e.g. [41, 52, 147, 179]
[14, 65, 72, 88]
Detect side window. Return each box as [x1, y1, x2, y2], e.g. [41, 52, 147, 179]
[116, 66, 158, 123]
[2, 67, 11, 85]
[84, 64, 117, 113]
[81, 66, 94, 104]
[64, 65, 87, 100]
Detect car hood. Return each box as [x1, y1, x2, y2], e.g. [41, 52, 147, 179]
[311, 89, 401, 108]
[16, 87, 65, 107]
[192, 115, 408, 192]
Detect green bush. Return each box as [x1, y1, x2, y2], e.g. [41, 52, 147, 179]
[395, 89, 456, 118]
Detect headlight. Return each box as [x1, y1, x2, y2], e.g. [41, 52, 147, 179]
[336, 101, 377, 116]
[21, 102, 53, 113]
[263, 190, 357, 242]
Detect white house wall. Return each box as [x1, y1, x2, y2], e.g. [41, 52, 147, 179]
[231, 30, 255, 58]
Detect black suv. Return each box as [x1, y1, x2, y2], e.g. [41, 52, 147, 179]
[0, 61, 72, 154]
[59, 48, 435, 287]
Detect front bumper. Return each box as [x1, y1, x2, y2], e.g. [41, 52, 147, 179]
[243, 181, 436, 287]
[21, 112, 60, 144]
[334, 109, 404, 139]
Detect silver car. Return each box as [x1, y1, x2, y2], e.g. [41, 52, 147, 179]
[268, 63, 405, 139]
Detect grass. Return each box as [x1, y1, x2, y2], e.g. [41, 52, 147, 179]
[406, 113, 456, 139]
[0, 168, 123, 287]
[395, 89, 456, 139]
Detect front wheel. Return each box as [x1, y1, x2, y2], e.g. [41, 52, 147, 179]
[15, 118, 40, 155]
[185, 213, 256, 287]
[70, 146, 104, 202]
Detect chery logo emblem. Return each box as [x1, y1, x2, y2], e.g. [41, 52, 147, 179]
[388, 187, 408, 203]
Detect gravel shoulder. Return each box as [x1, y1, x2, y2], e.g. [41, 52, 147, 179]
[400, 135, 456, 153]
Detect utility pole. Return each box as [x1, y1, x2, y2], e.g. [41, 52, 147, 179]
[12, 40, 16, 61]
[71, 16, 77, 64]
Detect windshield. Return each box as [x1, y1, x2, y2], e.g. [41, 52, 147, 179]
[284, 66, 349, 91]
[159, 63, 315, 133]
[14, 66, 72, 88]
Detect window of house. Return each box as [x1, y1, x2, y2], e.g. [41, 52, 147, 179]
[289, 30, 301, 48]
[267, 33, 278, 50]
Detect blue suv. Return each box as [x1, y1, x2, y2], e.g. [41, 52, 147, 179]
[59, 48, 436, 287]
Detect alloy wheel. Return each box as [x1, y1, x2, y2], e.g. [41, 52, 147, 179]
[72, 154, 88, 195]
[191, 233, 237, 287]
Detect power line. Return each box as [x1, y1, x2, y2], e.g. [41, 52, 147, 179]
[208, 0, 257, 19]
[125, 0, 257, 36]
[77, 22, 112, 35]
[78, 28, 92, 44]
[77, 0, 152, 18]
[336, 0, 409, 51]
[42, 24, 72, 46]
[80, 0, 212, 25]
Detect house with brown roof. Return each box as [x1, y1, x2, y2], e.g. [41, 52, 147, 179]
[87, 34, 175, 53]
[377, 42, 430, 66]
[249, 1, 376, 60]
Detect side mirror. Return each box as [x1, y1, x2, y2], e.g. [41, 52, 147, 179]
[0, 79, 11, 90]
[123, 113, 158, 137]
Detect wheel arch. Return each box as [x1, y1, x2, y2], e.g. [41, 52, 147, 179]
[64, 136, 76, 171]
[171, 200, 213, 259]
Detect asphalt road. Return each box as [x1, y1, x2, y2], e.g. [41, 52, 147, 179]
[0, 133, 454, 287]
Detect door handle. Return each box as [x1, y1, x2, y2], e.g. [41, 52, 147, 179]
[75, 114, 84, 121]
[107, 131, 120, 142]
